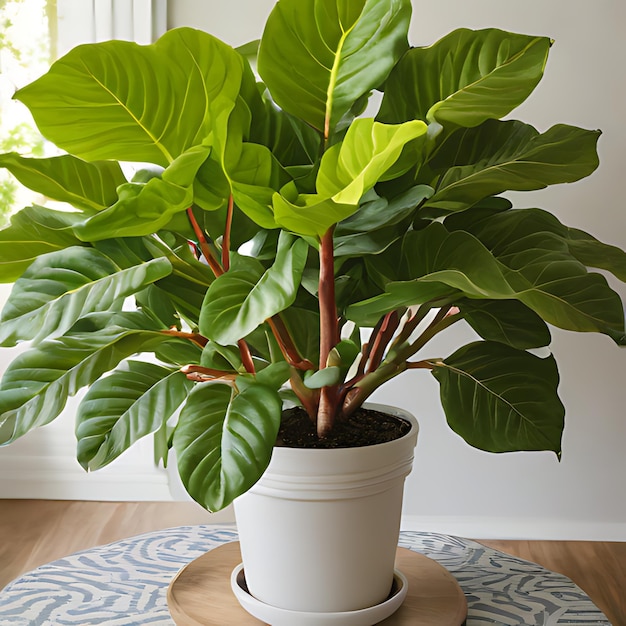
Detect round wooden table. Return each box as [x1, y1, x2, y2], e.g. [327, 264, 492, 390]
[0, 526, 610, 625]
[167, 542, 468, 625]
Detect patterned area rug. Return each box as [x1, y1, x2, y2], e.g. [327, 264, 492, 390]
[0, 526, 610, 625]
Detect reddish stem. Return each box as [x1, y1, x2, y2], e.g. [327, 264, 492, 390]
[237, 339, 256, 374]
[161, 329, 208, 349]
[365, 311, 400, 374]
[186, 208, 223, 276]
[267, 317, 315, 371]
[317, 227, 340, 437]
[222, 195, 233, 271]
[181, 364, 237, 381]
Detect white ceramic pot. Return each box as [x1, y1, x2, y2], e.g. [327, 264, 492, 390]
[233, 403, 418, 616]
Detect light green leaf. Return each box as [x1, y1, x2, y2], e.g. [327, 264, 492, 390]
[200, 233, 308, 345]
[425, 121, 601, 212]
[76, 361, 193, 470]
[174, 382, 282, 511]
[432, 341, 564, 454]
[0, 152, 126, 211]
[0, 247, 172, 346]
[74, 145, 211, 241]
[0, 205, 85, 281]
[0, 321, 172, 444]
[379, 28, 550, 127]
[317, 119, 428, 203]
[15, 28, 244, 165]
[258, 0, 411, 133]
[273, 119, 427, 237]
[304, 366, 342, 389]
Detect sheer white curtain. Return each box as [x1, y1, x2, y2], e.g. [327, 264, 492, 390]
[56, 0, 167, 56]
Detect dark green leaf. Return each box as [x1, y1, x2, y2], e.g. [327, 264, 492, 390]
[432, 341, 564, 453]
[200, 233, 308, 344]
[173, 381, 282, 511]
[304, 366, 341, 389]
[459, 299, 551, 349]
[0, 322, 173, 444]
[76, 361, 193, 470]
[379, 28, 550, 127]
[424, 121, 601, 213]
[0, 205, 85, 281]
[0, 247, 172, 346]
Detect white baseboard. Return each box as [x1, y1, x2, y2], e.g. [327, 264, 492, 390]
[0, 454, 173, 501]
[401, 515, 626, 541]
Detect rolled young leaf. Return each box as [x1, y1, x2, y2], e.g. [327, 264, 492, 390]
[273, 119, 427, 236]
[431, 341, 564, 454]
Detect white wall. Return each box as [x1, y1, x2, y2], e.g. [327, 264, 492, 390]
[0, 0, 623, 539]
[167, 0, 626, 540]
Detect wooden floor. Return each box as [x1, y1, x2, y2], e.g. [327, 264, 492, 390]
[0, 500, 624, 625]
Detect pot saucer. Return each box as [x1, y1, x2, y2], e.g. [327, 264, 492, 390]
[231, 564, 408, 626]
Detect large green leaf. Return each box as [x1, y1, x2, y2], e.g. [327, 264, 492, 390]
[432, 341, 564, 454]
[0, 153, 126, 211]
[0, 247, 172, 346]
[76, 361, 193, 470]
[336, 185, 433, 234]
[379, 28, 550, 127]
[459, 299, 551, 349]
[15, 28, 244, 166]
[346, 223, 514, 323]
[74, 145, 211, 241]
[0, 318, 172, 444]
[273, 119, 427, 236]
[0, 205, 85, 281]
[258, 0, 411, 134]
[174, 381, 282, 511]
[446, 208, 626, 343]
[424, 121, 600, 212]
[200, 233, 308, 344]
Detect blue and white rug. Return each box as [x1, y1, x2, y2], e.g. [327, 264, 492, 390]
[0, 526, 610, 625]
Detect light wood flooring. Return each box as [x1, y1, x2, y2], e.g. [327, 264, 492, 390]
[0, 500, 624, 625]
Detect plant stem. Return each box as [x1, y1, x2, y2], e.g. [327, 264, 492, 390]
[160, 329, 208, 349]
[222, 195, 233, 271]
[181, 364, 238, 382]
[186, 206, 255, 375]
[317, 226, 340, 437]
[365, 310, 400, 374]
[342, 307, 461, 416]
[267, 317, 315, 371]
[186, 208, 223, 277]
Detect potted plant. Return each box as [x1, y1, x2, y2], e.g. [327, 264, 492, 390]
[0, 0, 624, 621]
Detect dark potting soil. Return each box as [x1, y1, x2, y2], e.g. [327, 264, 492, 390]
[276, 406, 411, 449]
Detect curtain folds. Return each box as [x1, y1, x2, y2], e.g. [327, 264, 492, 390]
[56, 0, 167, 56]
